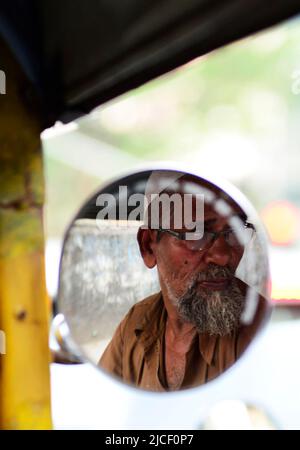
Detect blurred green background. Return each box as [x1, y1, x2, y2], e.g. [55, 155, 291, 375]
[42, 17, 300, 300]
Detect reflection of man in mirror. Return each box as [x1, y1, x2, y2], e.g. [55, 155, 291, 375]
[99, 172, 267, 391]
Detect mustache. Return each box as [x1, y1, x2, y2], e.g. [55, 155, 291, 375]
[192, 264, 234, 283]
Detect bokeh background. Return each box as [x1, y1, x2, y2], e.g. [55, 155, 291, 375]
[43, 17, 300, 306]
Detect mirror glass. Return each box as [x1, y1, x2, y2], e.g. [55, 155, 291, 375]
[57, 167, 271, 392]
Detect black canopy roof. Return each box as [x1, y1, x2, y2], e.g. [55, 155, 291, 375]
[1, 0, 300, 128]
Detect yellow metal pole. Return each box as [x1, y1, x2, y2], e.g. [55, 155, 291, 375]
[0, 39, 52, 429]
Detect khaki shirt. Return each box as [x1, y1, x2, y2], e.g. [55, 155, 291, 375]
[99, 291, 266, 391]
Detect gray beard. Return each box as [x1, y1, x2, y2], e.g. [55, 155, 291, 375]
[171, 264, 245, 336]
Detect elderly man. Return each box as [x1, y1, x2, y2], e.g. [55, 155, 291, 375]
[99, 172, 266, 391]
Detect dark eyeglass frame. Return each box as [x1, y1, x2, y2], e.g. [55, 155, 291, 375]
[156, 222, 255, 251]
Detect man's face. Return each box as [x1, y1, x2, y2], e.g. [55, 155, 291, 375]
[149, 201, 246, 336]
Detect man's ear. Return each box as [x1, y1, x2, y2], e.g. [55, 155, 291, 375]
[137, 228, 157, 268]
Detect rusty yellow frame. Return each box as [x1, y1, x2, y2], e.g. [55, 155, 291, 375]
[0, 39, 52, 429]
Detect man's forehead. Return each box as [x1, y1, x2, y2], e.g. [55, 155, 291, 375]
[173, 196, 245, 219]
[203, 201, 245, 220]
[144, 171, 247, 227]
[167, 199, 246, 232]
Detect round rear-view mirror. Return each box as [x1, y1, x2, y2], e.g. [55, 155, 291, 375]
[54, 165, 272, 393]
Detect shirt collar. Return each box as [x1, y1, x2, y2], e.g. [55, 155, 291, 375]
[198, 333, 218, 366]
[134, 291, 165, 351]
[134, 291, 218, 366]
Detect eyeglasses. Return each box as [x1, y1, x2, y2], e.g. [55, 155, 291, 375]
[157, 222, 255, 252]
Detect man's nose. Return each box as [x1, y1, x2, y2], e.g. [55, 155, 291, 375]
[202, 235, 231, 267]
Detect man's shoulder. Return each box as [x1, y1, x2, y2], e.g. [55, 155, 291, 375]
[133, 291, 162, 309]
[122, 291, 163, 329]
